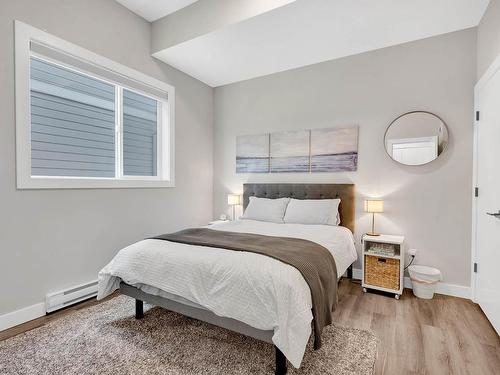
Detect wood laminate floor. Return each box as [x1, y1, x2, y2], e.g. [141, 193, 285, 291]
[334, 280, 500, 375]
[1, 280, 499, 374]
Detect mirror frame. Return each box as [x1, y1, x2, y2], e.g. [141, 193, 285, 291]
[384, 110, 449, 166]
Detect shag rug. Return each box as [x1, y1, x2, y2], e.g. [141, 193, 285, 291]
[0, 295, 377, 374]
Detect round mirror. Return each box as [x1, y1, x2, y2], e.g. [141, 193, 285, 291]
[384, 111, 449, 166]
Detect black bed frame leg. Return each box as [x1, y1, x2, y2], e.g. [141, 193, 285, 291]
[347, 264, 353, 279]
[135, 299, 144, 319]
[275, 346, 287, 375]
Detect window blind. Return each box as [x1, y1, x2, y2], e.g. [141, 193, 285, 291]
[30, 57, 116, 177]
[30, 41, 168, 101]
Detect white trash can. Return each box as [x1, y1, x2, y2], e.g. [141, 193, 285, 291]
[408, 265, 441, 299]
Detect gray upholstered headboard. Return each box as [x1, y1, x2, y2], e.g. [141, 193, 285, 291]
[243, 183, 355, 233]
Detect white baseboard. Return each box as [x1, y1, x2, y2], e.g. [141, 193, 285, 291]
[0, 302, 46, 332]
[352, 268, 471, 300]
[431, 280, 471, 299]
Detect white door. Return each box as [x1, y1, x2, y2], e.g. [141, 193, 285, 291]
[389, 136, 438, 165]
[474, 63, 500, 334]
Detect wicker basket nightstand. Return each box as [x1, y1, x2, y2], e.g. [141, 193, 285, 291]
[362, 234, 405, 299]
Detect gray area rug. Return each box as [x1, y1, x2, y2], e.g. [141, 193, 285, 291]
[0, 295, 377, 374]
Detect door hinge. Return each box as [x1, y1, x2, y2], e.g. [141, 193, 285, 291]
[474, 263, 478, 273]
[476, 111, 480, 121]
[475, 187, 479, 197]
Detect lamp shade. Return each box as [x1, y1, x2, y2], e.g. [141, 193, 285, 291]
[227, 194, 241, 206]
[364, 199, 384, 213]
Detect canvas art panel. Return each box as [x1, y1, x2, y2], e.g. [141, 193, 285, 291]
[235, 126, 358, 173]
[270, 130, 310, 173]
[236, 134, 270, 173]
[310, 126, 358, 172]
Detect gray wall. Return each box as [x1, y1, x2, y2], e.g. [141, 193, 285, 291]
[0, 0, 213, 314]
[214, 29, 476, 287]
[477, 0, 500, 79]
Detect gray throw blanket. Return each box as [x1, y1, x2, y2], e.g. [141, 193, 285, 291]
[153, 228, 338, 349]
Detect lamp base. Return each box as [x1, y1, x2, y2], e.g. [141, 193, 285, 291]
[366, 232, 381, 236]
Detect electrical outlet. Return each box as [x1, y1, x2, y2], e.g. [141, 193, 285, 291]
[408, 248, 417, 257]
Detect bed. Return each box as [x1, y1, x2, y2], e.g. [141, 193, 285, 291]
[98, 183, 356, 374]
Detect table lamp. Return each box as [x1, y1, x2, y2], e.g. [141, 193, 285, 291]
[364, 199, 384, 236]
[227, 194, 241, 221]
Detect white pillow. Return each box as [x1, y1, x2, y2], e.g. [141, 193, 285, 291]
[241, 197, 290, 223]
[283, 198, 341, 226]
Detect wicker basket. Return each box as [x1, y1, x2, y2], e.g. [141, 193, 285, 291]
[364, 255, 400, 290]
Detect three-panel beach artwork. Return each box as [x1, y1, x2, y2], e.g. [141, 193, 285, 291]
[236, 126, 358, 173]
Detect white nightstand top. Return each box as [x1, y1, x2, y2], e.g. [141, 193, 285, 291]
[364, 234, 404, 244]
[208, 220, 230, 225]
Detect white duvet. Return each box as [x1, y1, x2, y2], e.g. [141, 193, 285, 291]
[98, 220, 356, 368]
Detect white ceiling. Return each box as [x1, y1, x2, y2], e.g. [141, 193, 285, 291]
[122, 0, 490, 87]
[116, 0, 199, 21]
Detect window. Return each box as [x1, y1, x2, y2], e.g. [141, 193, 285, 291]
[122, 89, 158, 177]
[15, 21, 174, 189]
[30, 57, 117, 178]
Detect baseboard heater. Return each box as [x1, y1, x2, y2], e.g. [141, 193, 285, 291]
[45, 280, 98, 313]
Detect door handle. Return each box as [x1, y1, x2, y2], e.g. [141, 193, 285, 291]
[486, 210, 500, 219]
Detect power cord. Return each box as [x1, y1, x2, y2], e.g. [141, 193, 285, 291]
[404, 255, 415, 271]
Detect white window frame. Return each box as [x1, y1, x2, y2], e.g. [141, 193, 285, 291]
[15, 20, 175, 189]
